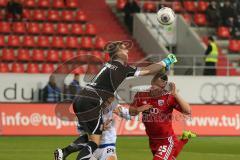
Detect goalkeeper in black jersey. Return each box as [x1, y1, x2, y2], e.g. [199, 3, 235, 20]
[54, 41, 177, 160]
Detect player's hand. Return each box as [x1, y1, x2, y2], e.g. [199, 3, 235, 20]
[113, 106, 122, 116]
[169, 82, 178, 97]
[137, 104, 153, 113]
[103, 119, 112, 131]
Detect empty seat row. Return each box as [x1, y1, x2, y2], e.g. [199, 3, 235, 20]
[0, 9, 87, 22]
[228, 40, 240, 53]
[0, 0, 78, 9]
[0, 22, 96, 35]
[0, 36, 105, 49]
[0, 62, 100, 74]
[117, 0, 209, 13]
[0, 49, 109, 62]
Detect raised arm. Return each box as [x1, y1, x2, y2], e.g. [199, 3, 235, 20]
[170, 82, 191, 115]
[137, 54, 177, 76]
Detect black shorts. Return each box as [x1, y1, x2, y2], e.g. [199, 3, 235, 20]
[73, 87, 103, 135]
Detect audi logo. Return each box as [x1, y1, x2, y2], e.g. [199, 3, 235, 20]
[199, 83, 240, 104]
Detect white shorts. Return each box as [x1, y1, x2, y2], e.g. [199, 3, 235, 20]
[92, 144, 117, 160]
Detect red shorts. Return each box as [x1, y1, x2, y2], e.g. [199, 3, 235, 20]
[149, 136, 178, 160]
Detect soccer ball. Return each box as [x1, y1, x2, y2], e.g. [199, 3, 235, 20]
[157, 7, 175, 25]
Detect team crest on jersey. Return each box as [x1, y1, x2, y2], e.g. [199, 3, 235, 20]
[158, 100, 164, 106]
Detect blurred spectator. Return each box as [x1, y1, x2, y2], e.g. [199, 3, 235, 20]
[206, 0, 221, 27]
[69, 74, 81, 100]
[63, 84, 72, 101]
[230, 27, 240, 39]
[220, 1, 236, 26]
[123, 0, 140, 33]
[42, 75, 61, 103]
[234, 14, 240, 27]
[203, 36, 219, 76]
[6, 0, 23, 21]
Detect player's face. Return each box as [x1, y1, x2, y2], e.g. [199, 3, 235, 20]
[153, 78, 167, 90]
[116, 44, 129, 62]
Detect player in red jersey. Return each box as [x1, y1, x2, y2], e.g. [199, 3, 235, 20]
[129, 72, 196, 160]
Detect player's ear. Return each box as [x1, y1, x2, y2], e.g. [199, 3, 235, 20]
[106, 156, 117, 160]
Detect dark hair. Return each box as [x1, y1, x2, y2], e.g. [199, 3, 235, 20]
[151, 72, 168, 84]
[104, 41, 123, 59]
[208, 36, 214, 42]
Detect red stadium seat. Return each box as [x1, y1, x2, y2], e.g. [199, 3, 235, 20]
[46, 50, 59, 62]
[198, 1, 209, 12]
[47, 10, 60, 22]
[12, 22, 26, 34]
[76, 50, 88, 62]
[143, 2, 157, 12]
[0, 63, 10, 72]
[12, 63, 25, 73]
[228, 40, 240, 52]
[27, 63, 40, 73]
[32, 49, 45, 62]
[86, 65, 98, 74]
[37, 36, 50, 48]
[27, 22, 41, 34]
[182, 13, 192, 24]
[217, 26, 230, 39]
[41, 63, 54, 73]
[92, 51, 103, 62]
[72, 65, 85, 74]
[24, 0, 35, 8]
[17, 49, 31, 61]
[62, 11, 74, 22]
[52, 36, 65, 49]
[1, 49, 15, 61]
[53, 0, 65, 9]
[42, 23, 55, 35]
[0, 0, 7, 7]
[75, 11, 87, 23]
[57, 64, 69, 74]
[23, 9, 32, 20]
[22, 36, 35, 48]
[194, 13, 207, 26]
[85, 24, 97, 36]
[95, 37, 106, 50]
[66, 37, 79, 49]
[38, 0, 50, 8]
[116, 0, 126, 11]
[104, 53, 110, 62]
[81, 37, 93, 50]
[61, 50, 75, 62]
[183, 1, 196, 13]
[33, 10, 46, 21]
[172, 1, 183, 13]
[57, 23, 69, 35]
[7, 35, 21, 47]
[0, 22, 11, 33]
[0, 35, 5, 47]
[66, 0, 78, 9]
[71, 24, 83, 35]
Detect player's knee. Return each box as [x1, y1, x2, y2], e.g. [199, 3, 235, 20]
[106, 155, 117, 160]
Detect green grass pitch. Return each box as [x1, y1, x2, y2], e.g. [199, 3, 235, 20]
[0, 136, 239, 160]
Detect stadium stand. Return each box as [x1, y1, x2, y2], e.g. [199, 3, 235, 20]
[0, 0, 145, 74]
[115, 0, 240, 76]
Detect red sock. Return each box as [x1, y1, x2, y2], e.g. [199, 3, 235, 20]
[173, 139, 188, 158]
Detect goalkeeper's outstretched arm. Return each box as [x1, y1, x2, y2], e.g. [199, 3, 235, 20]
[136, 54, 177, 76]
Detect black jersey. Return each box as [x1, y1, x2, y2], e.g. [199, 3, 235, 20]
[88, 60, 137, 99]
